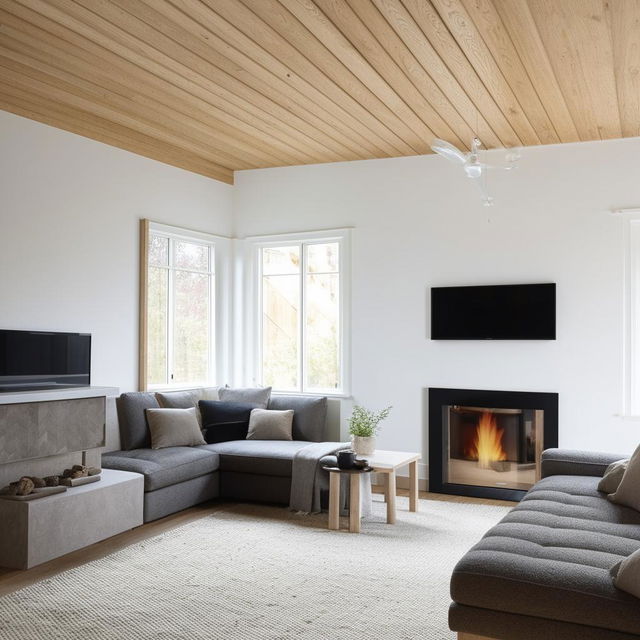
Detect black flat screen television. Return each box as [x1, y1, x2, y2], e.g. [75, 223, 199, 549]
[431, 283, 556, 340]
[0, 329, 91, 392]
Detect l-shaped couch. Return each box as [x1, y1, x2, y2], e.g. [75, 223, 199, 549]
[450, 448, 640, 640]
[102, 390, 328, 522]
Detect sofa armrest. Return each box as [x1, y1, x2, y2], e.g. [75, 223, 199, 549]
[541, 448, 628, 479]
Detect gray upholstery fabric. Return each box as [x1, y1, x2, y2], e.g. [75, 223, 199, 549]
[267, 395, 328, 442]
[451, 474, 640, 635]
[542, 448, 629, 479]
[219, 471, 291, 504]
[102, 447, 220, 491]
[449, 603, 640, 640]
[219, 386, 271, 408]
[203, 440, 310, 477]
[246, 408, 294, 440]
[155, 390, 202, 410]
[144, 473, 219, 522]
[116, 392, 159, 450]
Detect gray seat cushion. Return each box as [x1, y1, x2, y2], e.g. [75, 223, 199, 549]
[451, 475, 640, 635]
[203, 440, 311, 477]
[267, 395, 327, 442]
[102, 447, 220, 492]
[116, 392, 159, 450]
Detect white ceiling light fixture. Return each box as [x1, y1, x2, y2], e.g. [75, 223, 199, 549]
[430, 137, 521, 207]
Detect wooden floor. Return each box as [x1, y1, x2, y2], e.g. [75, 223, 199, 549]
[0, 488, 512, 597]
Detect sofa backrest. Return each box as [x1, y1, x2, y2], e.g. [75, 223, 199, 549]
[267, 395, 328, 442]
[116, 392, 159, 450]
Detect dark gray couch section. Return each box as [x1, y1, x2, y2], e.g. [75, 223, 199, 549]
[268, 395, 327, 441]
[450, 449, 640, 639]
[115, 392, 159, 450]
[143, 473, 220, 522]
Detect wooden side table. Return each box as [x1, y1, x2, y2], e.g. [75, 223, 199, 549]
[324, 467, 371, 533]
[366, 450, 421, 525]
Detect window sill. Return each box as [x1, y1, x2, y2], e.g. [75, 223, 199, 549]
[271, 390, 352, 400]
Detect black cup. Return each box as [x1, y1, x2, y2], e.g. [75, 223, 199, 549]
[337, 450, 356, 469]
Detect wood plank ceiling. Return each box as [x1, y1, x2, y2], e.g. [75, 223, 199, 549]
[0, 0, 638, 184]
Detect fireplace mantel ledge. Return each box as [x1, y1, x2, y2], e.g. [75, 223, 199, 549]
[0, 386, 119, 405]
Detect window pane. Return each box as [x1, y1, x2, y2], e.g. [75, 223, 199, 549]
[305, 273, 339, 391]
[307, 242, 339, 273]
[262, 274, 300, 390]
[173, 271, 209, 384]
[149, 234, 168, 267]
[147, 266, 168, 385]
[262, 246, 300, 275]
[175, 240, 209, 271]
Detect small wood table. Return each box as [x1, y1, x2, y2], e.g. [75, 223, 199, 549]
[324, 467, 371, 533]
[366, 450, 421, 524]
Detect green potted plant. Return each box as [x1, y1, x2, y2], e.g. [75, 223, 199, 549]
[348, 405, 392, 456]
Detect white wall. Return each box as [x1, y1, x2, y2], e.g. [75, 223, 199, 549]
[0, 112, 233, 448]
[234, 136, 640, 475]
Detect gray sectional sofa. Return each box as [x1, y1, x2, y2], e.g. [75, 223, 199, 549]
[450, 448, 640, 640]
[102, 391, 328, 522]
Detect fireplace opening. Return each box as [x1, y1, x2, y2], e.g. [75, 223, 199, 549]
[429, 389, 558, 501]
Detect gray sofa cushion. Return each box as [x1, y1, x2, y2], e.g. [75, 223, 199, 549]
[219, 386, 271, 408]
[116, 392, 159, 450]
[267, 395, 328, 442]
[102, 447, 220, 492]
[542, 448, 629, 479]
[203, 440, 311, 477]
[451, 474, 640, 635]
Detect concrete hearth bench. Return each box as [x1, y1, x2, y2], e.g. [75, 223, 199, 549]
[449, 448, 640, 640]
[102, 391, 329, 522]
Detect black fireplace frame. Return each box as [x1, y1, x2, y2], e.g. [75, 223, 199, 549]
[428, 387, 558, 501]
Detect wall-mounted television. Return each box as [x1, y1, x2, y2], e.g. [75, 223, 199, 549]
[0, 329, 91, 392]
[431, 283, 556, 340]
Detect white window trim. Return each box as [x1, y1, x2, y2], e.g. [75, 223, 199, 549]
[242, 228, 352, 398]
[146, 221, 232, 392]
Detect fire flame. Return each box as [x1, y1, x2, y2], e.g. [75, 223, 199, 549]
[468, 412, 507, 469]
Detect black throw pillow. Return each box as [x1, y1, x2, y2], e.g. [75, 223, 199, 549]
[198, 400, 258, 443]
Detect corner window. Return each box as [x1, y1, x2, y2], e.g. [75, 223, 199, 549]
[253, 230, 350, 395]
[141, 221, 217, 390]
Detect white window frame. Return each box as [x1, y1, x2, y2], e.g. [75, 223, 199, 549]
[143, 221, 231, 392]
[244, 229, 351, 397]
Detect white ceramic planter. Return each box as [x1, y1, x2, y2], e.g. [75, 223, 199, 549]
[351, 435, 376, 456]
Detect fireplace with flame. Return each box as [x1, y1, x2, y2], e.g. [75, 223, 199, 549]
[429, 388, 558, 501]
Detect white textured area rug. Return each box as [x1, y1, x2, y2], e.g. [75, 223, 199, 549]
[0, 496, 509, 640]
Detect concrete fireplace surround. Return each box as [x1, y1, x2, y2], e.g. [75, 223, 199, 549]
[0, 386, 144, 569]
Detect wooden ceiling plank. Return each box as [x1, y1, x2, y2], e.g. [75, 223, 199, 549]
[208, 0, 408, 157]
[400, 0, 521, 147]
[0, 55, 261, 170]
[0, 83, 234, 183]
[146, 0, 377, 161]
[316, 0, 468, 149]
[609, 0, 640, 139]
[428, 0, 540, 146]
[18, 0, 355, 164]
[528, 0, 622, 141]
[459, 0, 559, 144]
[491, 0, 580, 143]
[0, 10, 316, 168]
[0, 4, 331, 166]
[278, 0, 433, 153]
[239, 0, 417, 155]
[369, 0, 500, 148]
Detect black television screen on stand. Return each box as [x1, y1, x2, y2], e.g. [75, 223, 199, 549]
[0, 329, 91, 392]
[431, 283, 556, 340]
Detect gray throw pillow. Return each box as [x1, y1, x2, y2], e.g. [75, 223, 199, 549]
[219, 386, 271, 409]
[146, 407, 206, 449]
[246, 408, 294, 440]
[156, 387, 221, 428]
[598, 459, 629, 494]
[611, 548, 640, 599]
[609, 443, 640, 510]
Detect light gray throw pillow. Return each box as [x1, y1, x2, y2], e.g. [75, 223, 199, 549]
[611, 548, 640, 599]
[246, 408, 294, 440]
[609, 443, 640, 510]
[219, 386, 271, 409]
[146, 407, 206, 449]
[598, 459, 629, 494]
